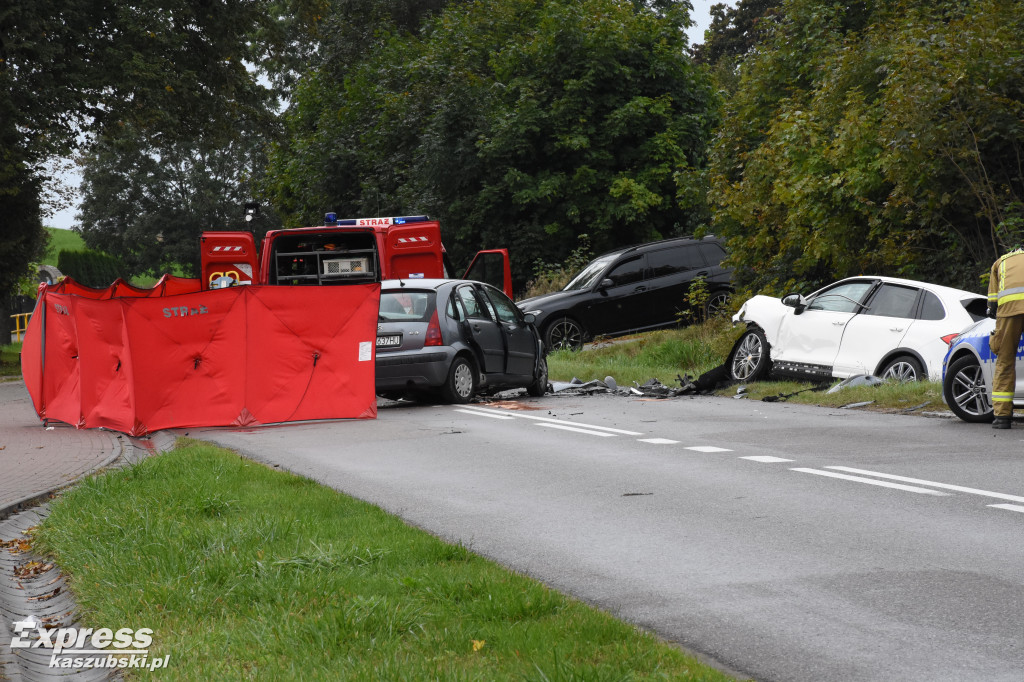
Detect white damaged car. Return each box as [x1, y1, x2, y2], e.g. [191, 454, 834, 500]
[729, 276, 987, 383]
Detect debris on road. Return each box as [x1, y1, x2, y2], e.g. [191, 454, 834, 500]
[826, 375, 884, 394]
[545, 365, 737, 399]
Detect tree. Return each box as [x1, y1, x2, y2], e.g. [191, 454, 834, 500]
[692, 0, 782, 65]
[708, 0, 1024, 295]
[0, 0, 306, 333]
[266, 0, 715, 289]
[78, 124, 281, 278]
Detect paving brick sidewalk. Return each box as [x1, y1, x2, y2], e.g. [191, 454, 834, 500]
[0, 380, 123, 516]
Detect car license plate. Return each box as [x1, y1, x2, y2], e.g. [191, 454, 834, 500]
[376, 335, 402, 347]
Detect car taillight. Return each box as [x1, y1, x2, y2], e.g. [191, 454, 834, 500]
[941, 333, 959, 346]
[425, 310, 443, 346]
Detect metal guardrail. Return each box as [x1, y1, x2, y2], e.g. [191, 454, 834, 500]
[10, 313, 30, 342]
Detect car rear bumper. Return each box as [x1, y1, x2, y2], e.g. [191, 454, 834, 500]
[375, 350, 454, 390]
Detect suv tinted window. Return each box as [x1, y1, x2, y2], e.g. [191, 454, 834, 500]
[648, 245, 704, 278]
[865, 284, 919, 318]
[699, 242, 727, 266]
[606, 255, 645, 286]
[919, 291, 946, 320]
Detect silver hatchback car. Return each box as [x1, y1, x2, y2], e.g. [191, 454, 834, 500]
[375, 279, 548, 403]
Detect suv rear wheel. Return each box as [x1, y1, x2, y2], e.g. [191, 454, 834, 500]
[880, 355, 923, 382]
[705, 291, 730, 319]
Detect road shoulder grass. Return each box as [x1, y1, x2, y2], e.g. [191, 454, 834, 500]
[34, 440, 735, 681]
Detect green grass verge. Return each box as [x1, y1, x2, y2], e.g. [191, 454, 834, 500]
[547, 319, 948, 413]
[1, 342, 22, 379]
[34, 441, 735, 681]
[547, 317, 743, 388]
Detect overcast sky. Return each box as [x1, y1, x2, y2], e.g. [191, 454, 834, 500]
[46, 0, 731, 230]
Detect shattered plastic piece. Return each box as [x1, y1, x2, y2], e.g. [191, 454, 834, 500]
[839, 400, 875, 409]
[604, 376, 617, 390]
[902, 401, 931, 412]
[826, 375, 884, 394]
[736, 385, 747, 395]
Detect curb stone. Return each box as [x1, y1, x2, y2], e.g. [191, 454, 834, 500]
[0, 431, 179, 681]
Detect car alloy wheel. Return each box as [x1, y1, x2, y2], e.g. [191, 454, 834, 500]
[943, 355, 994, 423]
[546, 318, 585, 351]
[705, 291, 730, 319]
[880, 356, 922, 382]
[730, 328, 771, 381]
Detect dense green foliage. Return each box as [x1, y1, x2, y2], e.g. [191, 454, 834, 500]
[57, 249, 125, 289]
[78, 126, 281, 278]
[266, 0, 715, 286]
[709, 0, 1024, 295]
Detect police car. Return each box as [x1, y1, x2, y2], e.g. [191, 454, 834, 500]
[942, 318, 1024, 422]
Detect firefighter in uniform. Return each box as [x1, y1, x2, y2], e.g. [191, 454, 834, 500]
[987, 248, 1024, 429]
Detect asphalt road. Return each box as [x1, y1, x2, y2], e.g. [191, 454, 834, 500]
[195, 393, 1024, 682]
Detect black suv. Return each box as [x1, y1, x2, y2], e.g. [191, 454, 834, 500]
[518, 236, 733, 350]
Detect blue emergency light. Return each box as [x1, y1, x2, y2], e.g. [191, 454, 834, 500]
[322, 214, 431, 226]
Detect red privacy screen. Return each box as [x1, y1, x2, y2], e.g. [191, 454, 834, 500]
[21, 278, 380, 436]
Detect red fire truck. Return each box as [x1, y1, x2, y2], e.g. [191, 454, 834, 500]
[200, 214, 512, 297]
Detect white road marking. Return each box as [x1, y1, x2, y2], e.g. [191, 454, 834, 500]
[454, 409, 514, 420]
[538, 423, 616, 437]
[827, 466, 1024, 504]
[792, 468, 949, 496]
[638, 438, 679, 444]
[685, 446, 733, 453]
[988, 504, 1024, 514]
[742, 456, 794, 463]
[457, 406, 643, 435]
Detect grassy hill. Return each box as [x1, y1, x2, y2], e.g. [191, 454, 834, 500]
[43, 227, 86, 265]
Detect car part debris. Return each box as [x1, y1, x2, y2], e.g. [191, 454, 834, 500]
[826, 375, 884, 394]
[840, 400, 875, 409]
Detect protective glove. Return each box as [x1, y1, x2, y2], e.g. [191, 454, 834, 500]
[987, 302, 998, 319]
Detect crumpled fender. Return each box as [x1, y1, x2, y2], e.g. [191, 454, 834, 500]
[732, 295, 789, 350]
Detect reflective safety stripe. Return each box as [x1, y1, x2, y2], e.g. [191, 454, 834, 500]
[993, 391, 1014, 402]
[998, 286, 1024, 298]
[989, 293, 998, 301]
[998, 292, 1024, 305]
